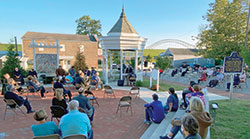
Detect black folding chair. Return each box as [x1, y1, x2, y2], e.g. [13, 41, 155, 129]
[50, 105, 66, 122]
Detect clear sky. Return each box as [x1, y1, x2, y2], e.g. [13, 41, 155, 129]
[0, 0, 212, 46]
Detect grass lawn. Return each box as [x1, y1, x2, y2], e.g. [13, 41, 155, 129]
[0, 43, 22, 51]
[137, 77, 185, 91]
[210, 99, 250, 139]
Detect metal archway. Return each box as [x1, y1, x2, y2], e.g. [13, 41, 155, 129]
[146, 39, 195, 49]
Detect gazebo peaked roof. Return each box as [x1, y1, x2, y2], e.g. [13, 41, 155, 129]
[108, 8, 138, 35]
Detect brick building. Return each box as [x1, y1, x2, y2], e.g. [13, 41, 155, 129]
[22, 32, 98, 71]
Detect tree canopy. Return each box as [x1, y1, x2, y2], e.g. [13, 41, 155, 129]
[155, 56, 171, 71]
[196, 0, 250, 61]
[76, 15, 102, 36]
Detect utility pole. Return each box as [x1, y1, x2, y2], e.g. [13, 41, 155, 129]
[244, 2, 250, 48]
[14, 36, 18, 55]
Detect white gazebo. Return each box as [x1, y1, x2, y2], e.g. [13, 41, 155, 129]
[99, 8, 147, 84]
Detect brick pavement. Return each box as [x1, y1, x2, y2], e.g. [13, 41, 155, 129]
[0, 87, 148, 139]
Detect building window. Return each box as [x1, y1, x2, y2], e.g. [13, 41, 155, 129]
[60, 44, 65, 52]
[38, 48, 44, 51]
[79, 45, 84, 53]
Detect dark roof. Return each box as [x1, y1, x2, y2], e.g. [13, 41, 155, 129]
[168, 48, 198, 55]
[22, 32, 97, 42]
[108, 8, 138, 34]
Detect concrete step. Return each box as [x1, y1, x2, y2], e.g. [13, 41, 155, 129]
[161, 109, 186, 138]
[149, 112, 176, 139]
[140, 123, 160, 139]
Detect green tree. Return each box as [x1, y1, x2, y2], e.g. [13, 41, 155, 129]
[76, 15, 102, 36]
[155, 56, 171, 71]
[196, 0, 249, 60]
[0, 41, 26, 78]
[73, 51, 88, 72]
[145, 54, 153, 62]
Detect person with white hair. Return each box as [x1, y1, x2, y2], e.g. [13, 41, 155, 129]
[59, 100, 93, 139]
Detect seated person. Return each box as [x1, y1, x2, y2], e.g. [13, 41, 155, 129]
[84, 68, 91, 77]
[65, 73, 74, 84]
[13, 67, 24, 85]
[27, 76, 47, 99]
[4, 89, 35, 113]
[171, 69, 178, 77]
[31, 110, 60, 137]
[186, 85, 205, 107]
[182, 115, 202, 139]
[161, 97, 210, 139]
[68, 66, 76, 77]
[28, 68, 38, 79]
[197, 71, 207, 84]
[216, 72, 224, 82]
[6, 78, 25, 94]
[52, 89, 68, 114]
[75, 72, 90, 91]
[2, 73, 10, 95]
[144, 94, 165, 125]
[59, 100, 93, 139]
[73, 88, 95, 122]
[207, 68, 214, 77]
[207, 79, 219, 88]
[239, 71, 246, 82]
[90, 67, 97, 77]
[95, 72, 104, 90]
[226, 74, 240, 90]
[128, 72, 137, 86]
[181, 81, 196, 109]
[164, 88, 179, 113]
[53, 77, 72, 101]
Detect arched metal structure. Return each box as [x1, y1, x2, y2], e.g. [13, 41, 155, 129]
[146, 39, 195, 49]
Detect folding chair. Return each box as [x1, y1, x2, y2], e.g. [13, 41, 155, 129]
[129, 86, 140, 99]
[27, 85, 40, 96]
[50, 105, 66, 122]
[89, 80, 97, 90]
[3, 98, 26, 120]
[63, 134, 87, 139]
[33, 134, 60, 139]
[84, 90, 99, 107]
[116, 96, 132, 117]
[103, 85, 116, 99]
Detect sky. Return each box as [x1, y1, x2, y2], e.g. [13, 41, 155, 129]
[0, 0, 212, 46]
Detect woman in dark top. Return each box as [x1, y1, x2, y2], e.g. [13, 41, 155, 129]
[52, 88, 68, 113]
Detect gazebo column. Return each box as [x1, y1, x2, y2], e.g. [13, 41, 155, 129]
[141, 52, 144, 71]
[105, 49, 109, 84]
[135, 50, 138, 74]
[110, 53, 113, 70]
[102, 49, 105, 83]
[120, 49, 123, 80]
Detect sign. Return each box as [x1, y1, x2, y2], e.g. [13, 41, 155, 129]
[223, 52, 243, 73]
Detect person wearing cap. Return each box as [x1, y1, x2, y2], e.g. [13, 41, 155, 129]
[31, 110, 60, 137]
[73, 88, 95, 122]
[181, 81, 196, 110]
[53, 77, 72, 101]
[144, 94, 165, 125]
[59, 100, 93, 139]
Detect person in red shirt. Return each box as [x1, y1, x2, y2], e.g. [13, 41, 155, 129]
[198, 71, 207, 84]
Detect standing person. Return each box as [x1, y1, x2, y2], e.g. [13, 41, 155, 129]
[68, 66, 76, 77]
[27, 76, 47, 99]
[59, 100, 93, 139]
[164, 88, 179, 113]
[13, 67, 24, 85]
[28, 68, 38, 79]
[1, 73, 10, 95]
[56, 66, 66, 77]
[31, 110, 60, 137]
[73, 88, 95, 122]
[53, 77, 72, 101]
[144, 94, 165, 125]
